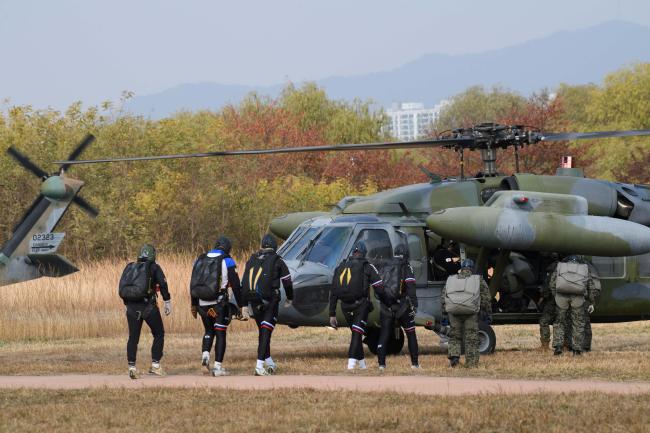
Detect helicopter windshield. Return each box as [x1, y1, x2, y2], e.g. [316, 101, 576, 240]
[302, 226, 353, 268]
[281, 226, 321, 260]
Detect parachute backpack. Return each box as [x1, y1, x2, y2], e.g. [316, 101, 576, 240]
[190, 255, 224, 301]
[331, 258, 367, 302]
[242, 253, 280, 302]
[555, 262, 589, 295]
[119, 262, 152, 301]
[444, 274, 481, 315]
[378, 257, 406, 302]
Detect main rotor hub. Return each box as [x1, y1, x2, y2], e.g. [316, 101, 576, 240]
[438, 123, 541, 176]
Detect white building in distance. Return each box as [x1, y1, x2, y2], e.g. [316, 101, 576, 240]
[385, 101, 449, 141]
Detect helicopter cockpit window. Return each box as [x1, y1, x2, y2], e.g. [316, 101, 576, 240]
[281, 227, 320, 261]
[355, 229, 393, 261]
[303, 226, 353, 268]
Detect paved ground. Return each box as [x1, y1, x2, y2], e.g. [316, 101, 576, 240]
[1, 375, 649, 395]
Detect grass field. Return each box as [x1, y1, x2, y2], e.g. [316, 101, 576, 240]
[1, 322, 649, 380]
[1, 257, 650, 380]
[1, 389, 649, 433]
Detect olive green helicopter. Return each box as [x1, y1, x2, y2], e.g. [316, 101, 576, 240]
[12, 124, 650, 355]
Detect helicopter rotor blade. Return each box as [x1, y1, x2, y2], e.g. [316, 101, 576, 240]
[72, 195, 99, 218]
[541, 129, 650, 142]
[53, 137, 476, 165]
[60, 134, 96, 171]
[6, 146, 49, 179]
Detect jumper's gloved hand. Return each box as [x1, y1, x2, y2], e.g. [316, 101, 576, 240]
[329, 316, 338, 329]
[190, 305, 197, 319]
[164, 300, 172, 316]
[240, 306, 250, 321]
[587, 304, 595, 314]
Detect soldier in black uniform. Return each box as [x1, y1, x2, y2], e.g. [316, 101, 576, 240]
[189, 236, 243, 376]
[242, 234, 294, 376]
[375, 244, 419, 370]
[119, 244, 171, 379]
[329, 241, 383, 370]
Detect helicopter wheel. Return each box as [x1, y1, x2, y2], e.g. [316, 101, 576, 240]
[459, 322, 496, 355]
[477, 322, 496, 355]
[363, 327, 405, 355]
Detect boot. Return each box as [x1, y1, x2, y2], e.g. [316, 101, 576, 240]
[449, 356, 460, 367]
[573, 350, 582, 356]
[553, 347, 563, 356]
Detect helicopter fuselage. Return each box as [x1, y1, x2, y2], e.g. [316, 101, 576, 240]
[270, 172, 650, 353]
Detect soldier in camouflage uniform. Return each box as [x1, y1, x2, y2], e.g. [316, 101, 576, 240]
[550, 255, 597, 356]
[538, 259, 558, 350]
[442, 258, 492, 368]
[562, 264, 601, 351]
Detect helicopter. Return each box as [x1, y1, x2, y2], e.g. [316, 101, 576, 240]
[55, 123, 650, 355]
[0, 135, 99, 287]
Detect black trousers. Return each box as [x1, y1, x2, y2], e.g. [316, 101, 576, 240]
[126, 302, 164, 365]
[198, 303, 231, 363]
[252, 298, 279, 361]
[342, 299, 371, 360]
[377, 303, 418, 366]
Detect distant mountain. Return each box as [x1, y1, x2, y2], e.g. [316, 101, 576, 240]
[127, 21, 650, 118]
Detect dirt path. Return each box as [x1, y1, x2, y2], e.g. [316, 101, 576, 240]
[1, 375, 649, 395]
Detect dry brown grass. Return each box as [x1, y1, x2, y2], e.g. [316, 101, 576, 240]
[1, 322, 649, 381]
[1, 389, 648, 433]
[2, 256, 650, 381]
[0, 255, 259, 340]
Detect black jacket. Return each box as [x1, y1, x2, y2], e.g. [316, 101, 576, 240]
[123, 260, 170, 305]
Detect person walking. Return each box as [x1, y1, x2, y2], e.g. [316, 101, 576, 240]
[118, 244, 171, 379]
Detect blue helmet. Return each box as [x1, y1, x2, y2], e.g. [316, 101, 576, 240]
[565, 255, 584, 263]
[460, 258, 474, 270]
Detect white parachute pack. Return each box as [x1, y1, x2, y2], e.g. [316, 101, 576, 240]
[555, 262, 589, 295]
[444, 274, 481, 315]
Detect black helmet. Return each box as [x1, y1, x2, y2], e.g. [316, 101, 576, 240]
[460, 258, 474, 270]
[261, 234, 277, 251]
[394, 244, 409, 260]
[138, 243, 156, 262]
[351, 241, 367, 258]
[214, 236, 232, 254]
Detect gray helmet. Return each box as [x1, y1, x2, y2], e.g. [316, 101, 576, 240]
[261, 234, 278, 251]
[394, 244, 409, 260]
[460, 258, 474, 270]
[214, 236, 232, 254]
[351, 241, 367, 258]
[138, 244, 156, 262]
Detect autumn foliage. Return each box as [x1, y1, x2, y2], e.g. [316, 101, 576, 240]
[1, 64, 649, 259]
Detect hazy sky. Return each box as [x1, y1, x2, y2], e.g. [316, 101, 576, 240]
[1, 0, 649, 108]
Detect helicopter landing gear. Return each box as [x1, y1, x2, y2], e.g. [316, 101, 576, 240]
[435, 321, 496, 355]
[363, 327, 405, 355]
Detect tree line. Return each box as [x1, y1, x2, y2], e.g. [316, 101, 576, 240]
[1, 64, 649, 260]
